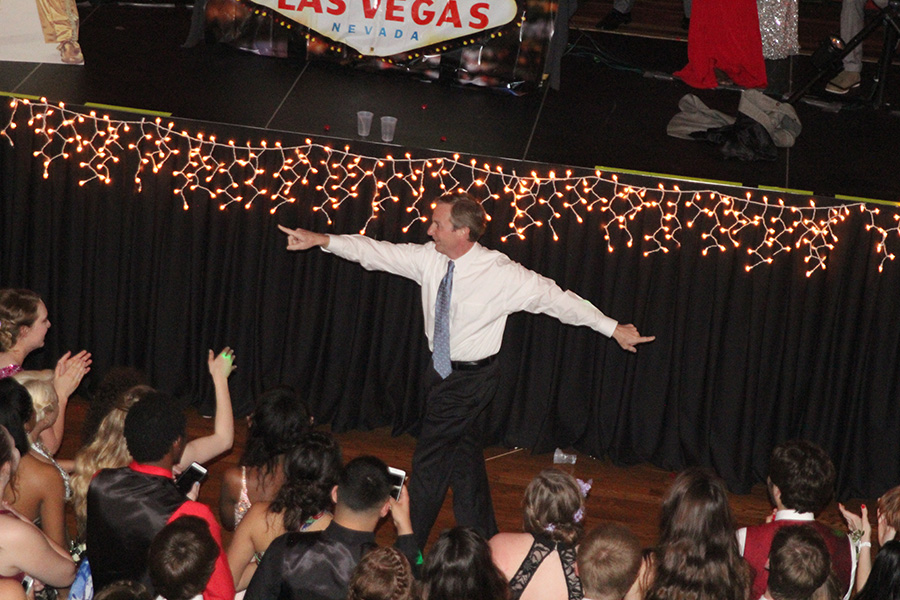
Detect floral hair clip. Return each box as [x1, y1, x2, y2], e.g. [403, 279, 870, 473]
[545, 523, 557, 533]
[576, 478, 593, 498]
[573, 508, 585, 523]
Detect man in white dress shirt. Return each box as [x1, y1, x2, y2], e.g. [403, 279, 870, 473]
[279, 192, 654, 547]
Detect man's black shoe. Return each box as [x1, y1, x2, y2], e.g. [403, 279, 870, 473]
[598, 9, 632, 30]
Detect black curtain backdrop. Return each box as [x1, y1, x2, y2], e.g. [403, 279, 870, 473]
[2, 105, 898, 500]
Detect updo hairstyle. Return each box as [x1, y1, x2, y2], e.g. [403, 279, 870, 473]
[0, 289, 42, 353]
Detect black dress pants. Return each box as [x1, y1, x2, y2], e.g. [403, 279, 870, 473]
[409, 359, 500, 549]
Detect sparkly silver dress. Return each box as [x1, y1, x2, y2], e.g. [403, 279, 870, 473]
[758, 0, 799, 59]
[31, 440, 73, 501]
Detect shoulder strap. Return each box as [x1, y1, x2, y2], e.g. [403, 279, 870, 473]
[508, 537, 552, 600]
[558, 544, 584, 600]
[508, 537, 583, 600]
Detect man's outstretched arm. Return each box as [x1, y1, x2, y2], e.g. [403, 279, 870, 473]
[278, 224, 330, 250]
[278, 224, 429, 283]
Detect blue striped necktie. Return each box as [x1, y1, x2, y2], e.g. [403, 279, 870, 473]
[433, 260, 454, 378]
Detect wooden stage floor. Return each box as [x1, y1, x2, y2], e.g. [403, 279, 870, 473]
[58, 396, 872, 550]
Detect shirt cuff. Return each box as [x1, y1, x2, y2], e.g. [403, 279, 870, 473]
[321, 234, 341, 254]
[597, 315, 618, 338]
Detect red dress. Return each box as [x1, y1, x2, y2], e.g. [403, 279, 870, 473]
[674, 0, 767, 89]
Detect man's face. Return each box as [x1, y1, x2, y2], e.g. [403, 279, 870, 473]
[427, 202, 470, 258]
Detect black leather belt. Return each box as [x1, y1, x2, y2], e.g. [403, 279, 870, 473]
[451, 355, 497, 371]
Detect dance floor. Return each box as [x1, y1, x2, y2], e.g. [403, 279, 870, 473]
[0, 0, 898, 203]
[58, 397, 870, 550]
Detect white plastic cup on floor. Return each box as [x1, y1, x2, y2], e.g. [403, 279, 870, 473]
[553, 448, 576, 464]
[381, 116, 397, 142]
[357, 111, 373, 137]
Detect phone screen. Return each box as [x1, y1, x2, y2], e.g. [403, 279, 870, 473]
[175, 462, 208, 495]
[387, 467, 406, 501]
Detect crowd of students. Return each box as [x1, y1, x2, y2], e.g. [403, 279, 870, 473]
[1, 286, 899, 600]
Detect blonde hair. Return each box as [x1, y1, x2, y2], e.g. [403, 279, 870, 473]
[71, 385, 149, 538]
[577, 523, 642, 600]
[13, 371, 57, 438]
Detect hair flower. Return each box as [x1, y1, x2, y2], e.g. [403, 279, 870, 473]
[573, 507, 585, 523]
[576, 478, 593, 498]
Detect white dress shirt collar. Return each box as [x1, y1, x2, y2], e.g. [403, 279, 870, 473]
[774, 509, 815, 521]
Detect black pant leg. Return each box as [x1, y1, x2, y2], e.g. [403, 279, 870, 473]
[408, 361, 499, 548]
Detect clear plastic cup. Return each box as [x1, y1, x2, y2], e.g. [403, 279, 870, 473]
[381, 116, 397, 142]
[357, 111, 373, 137]
[553, 448, 577, 464]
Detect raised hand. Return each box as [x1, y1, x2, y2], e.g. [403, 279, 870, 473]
[53, 350, 91, 399]
[208, 347, 236, 380]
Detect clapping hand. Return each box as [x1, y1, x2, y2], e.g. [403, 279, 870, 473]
[53, 350, 91, 400]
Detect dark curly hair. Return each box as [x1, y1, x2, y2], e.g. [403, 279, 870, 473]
[768, 440, 835, 515]
[269, 431, 342, 531]
[0, 289, 42, 352]
[123, 391, 186, 463]
[241, 386, 312, 481]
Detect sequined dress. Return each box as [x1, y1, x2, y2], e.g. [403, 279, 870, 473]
[0, 364, 22, 379]
[757, 0, 799, 59]
[31, 440, 73, 501]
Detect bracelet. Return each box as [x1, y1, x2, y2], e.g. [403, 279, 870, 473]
[859, 541, 872, 548]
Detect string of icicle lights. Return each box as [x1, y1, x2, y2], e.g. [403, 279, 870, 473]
[3, 97, 900, 276]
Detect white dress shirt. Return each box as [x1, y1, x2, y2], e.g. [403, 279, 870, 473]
[325, 235, 618, 362]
